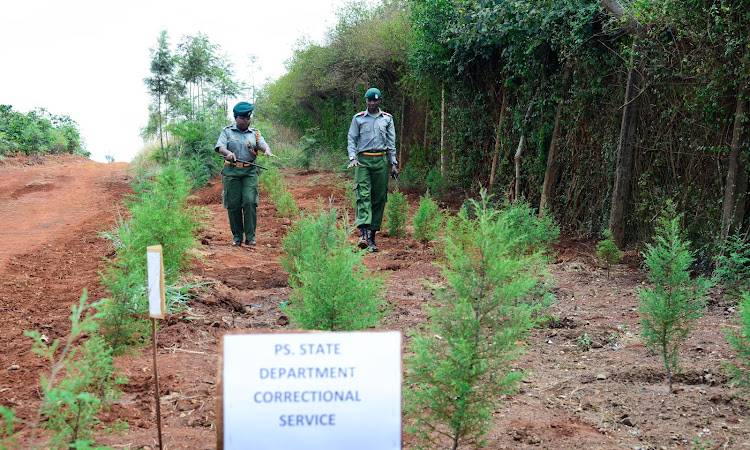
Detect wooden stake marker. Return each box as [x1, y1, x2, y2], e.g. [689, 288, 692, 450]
[146, 245, 166, 449]
[217, 330, 402, 450]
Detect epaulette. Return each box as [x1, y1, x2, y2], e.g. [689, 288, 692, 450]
[382, 111, 391, 116]
[223, 125, 233, 130]
[356, 111, 367, 116]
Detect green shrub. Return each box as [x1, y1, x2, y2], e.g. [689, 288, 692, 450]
[413, 192, 442, 249]
[161, 108, 227, 188]
[496, 200, 559, 259]
[99, 164, 203, 351]
[398, 163, 429, 191]
[425, 167, 448, 199]
[404, 193, 552, 448]
[0, 105, 86, 156]
[280, 209, 387, 331]
[261, 165, 299, 219]
[714, 234, 750, 296]
[261, 163, 282, 192]
[597, 229, 623, 279]
[275, 190, 300, 219]
[638, 204, 713, 392]
[725, 293, 750, 402]
[385, 190, 409, 240]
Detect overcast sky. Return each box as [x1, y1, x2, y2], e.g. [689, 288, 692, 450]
[0, 0, 354, 162]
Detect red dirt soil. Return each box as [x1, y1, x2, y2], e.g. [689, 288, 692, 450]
[1, 154, 749, 449]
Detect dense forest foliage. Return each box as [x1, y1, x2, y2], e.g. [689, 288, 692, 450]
[0, 105, 87, 157]
[139, 0, 750, 256]
[259, 0, 750, 255]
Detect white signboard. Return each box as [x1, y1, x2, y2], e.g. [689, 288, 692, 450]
[146, 245, 166, 319]
[220, 331, 402, 450]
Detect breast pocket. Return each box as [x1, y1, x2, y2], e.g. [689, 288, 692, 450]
[359, 123, 374, 138]
[227, 138, 242, 153]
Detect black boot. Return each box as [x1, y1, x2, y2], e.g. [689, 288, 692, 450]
[368, 230, 378, 252]
[358, 226, 369, 249]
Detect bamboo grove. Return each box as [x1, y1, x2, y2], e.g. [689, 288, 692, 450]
[257, 0, 750, 254]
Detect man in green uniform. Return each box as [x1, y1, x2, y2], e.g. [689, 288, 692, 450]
[215, 101, 277, 247]
[347, 87, 398, 252]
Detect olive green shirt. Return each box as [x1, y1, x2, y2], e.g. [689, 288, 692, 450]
[347, 109, 397, 165]
[215, 125, 267, 163]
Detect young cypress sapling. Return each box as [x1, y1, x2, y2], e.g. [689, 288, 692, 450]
[597, 229, 623, 279]
[385, 190, 409, 240]
[412, 191, 442, 250]
[725, 293, 750, 401]
[638, 203, 713, 392]
[714, 234, 750, 297]
[280, 208, 387, 331]
[405, 192, 555, 449]
[20, 292, 128, 448]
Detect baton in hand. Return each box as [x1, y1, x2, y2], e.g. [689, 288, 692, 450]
[225, 157, 268, 170]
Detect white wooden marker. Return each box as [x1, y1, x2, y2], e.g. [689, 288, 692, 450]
[146, 245, 166, 319]
[218, 330, 402, 450]
[146, 244, 165, 449]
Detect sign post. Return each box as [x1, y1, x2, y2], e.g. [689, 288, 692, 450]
[218, 330, 402, 450]
[146, 245, 166, 449]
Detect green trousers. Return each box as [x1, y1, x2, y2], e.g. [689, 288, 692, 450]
[354, 153, 389, 231]
[221, 164, 259, 242]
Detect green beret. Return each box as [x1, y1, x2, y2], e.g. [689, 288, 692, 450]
[233, 102, 254, 116]
[365, 88, 381, 100]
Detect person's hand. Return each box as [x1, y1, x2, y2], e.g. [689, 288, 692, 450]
[390, 164, 399, 178]
[264, 149, 278, 158]
[226, 151, 236, 162]
[347, 159, 361, 169]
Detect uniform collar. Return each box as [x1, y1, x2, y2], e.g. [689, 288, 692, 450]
[231, 124, 253, 133]
[366, 108, 382, 118]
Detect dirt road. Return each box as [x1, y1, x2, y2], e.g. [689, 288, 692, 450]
[1, 155, 748, 449]
[0, 155, 132, 436]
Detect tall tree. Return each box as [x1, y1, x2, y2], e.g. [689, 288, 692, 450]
[144, 30, 176, 149]
[602, 0, 644, 247]
[212, 55, 246, 114]
[176, 33, 218, 119]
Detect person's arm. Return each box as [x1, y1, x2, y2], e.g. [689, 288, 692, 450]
[215, 145, 237, 161]
[215, 129, 236, 161]
[260, 143, 277, 158]
[347, 116, 361, 168]
[256, 130, 277, 158]
[386, 117, 398, 175]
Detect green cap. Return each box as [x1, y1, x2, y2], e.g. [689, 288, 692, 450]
[233, 101, 254, 116]
[365, 88, 381, 100]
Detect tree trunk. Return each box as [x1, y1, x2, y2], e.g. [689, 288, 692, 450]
[721, 94, 749, 240]
[489, 89, 507, 194]
[399, 93, 405, 166]
[513, 103, 534, 203]
[539, 65, 570, 216]
[423, 103, 428, 151]
[440, 86, 446, 174]
[602, 0, 643, 247]
[609, 41, 643, 247]
[158, 95, 164, 150]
